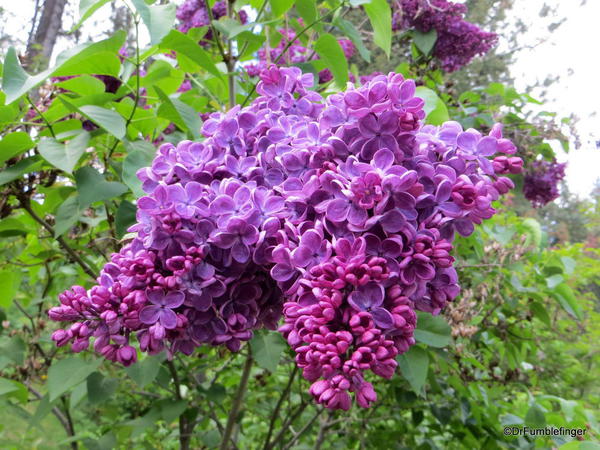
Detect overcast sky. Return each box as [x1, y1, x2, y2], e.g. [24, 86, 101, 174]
[1, 0, 598, 196]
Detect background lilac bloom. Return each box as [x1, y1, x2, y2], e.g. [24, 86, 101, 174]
[348, 282, 394, 329]
[139, 290, 185, 329]
[291, 230, 331, 268]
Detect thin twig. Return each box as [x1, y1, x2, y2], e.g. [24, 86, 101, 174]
[241, 3, 343, 107]
[18, 196, 97, 279]
[167, 360, 191, 450]
[262, 365, 298, 449]
[265, 401, 308, 450]
[282, 408, 324, 450]
[219, 349, 253, 450]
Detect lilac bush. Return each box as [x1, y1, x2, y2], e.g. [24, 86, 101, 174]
[49, 67, 522, 410]
[392, 0, 497, 72]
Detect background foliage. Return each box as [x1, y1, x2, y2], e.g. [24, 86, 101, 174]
[0, 0, 598, 449]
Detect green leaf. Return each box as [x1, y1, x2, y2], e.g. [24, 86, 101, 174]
[530, 301, 551, 327]
[0, 270, 22, 308]
[0, 378, 27, 403]
[75, 167, 128, 207]
[545, 274, 564, 289]
[314, 34, 349, 88]
[270, 0, 294, 17]
[413, 29, 437, 55]
[522, 218, 542, 249]
[364, 0, 392, 57]
[397, 346, 429, 394]
[38, 132, 90, 174]
[115, 201, 137, 238]
[524, 403, 546, 427]
[71, 0, 112, 32]
[159, 31, 223, 79]
[2, 33, 125, 103]
[561, 256, 576, 275]
[0, 156, 43, 186]
[296, 0, 317, 24]
[125, 354, 164, 388]
[250, 331, 286, 373]
[122, 145, 156, 197]
[54, 195, 82, 237]
[131, 0, 177, 45]
[334, 18, 371, 62]
[552, 283, 583, 320]
[1, 48, 29, 104]
[212, 18, 256, 40]
[55, 75, 106, 96]
[0, 132, 35, 165]
[86, 372, 118, 405]
[415, 86, 449, 125]
[155, 86, 202, 139]
[414, 312, 452, 348]
[47, 357, 102, 401]
[76, 103, 126, 139]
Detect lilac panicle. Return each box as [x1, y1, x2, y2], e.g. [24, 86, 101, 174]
[50, 67, 521, 410]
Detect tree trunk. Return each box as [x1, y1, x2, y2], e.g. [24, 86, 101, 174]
[26, 0, 68, 72]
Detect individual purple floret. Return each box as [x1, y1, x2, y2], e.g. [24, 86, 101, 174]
[50, 68, 522, 410]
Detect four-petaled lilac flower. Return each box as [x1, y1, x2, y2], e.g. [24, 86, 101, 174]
[167, 182, 208, 219]
[211, 218, 259, 263]
[351, 111, 399, 160]
[348, 282, 394, 329]
[139, 289, 185, 329]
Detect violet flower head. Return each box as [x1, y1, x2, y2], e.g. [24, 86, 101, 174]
[50, 67, 521, 411]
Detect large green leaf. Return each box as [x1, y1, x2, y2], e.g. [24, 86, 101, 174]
[364, 0, 391, 57]
[0, 132, 35, 165]
[552, 283, 583, 320]
[75, 167, 128, 207]
[270, 0, 294, 17]
[131, 0, 177, 45]
[295, 0, 317, 24]
[397, 346, 429, 395]
[115, 201, 137, 238]
[122, 144, 156, 197]
[159, 31, 223, 79]
[414, 312, 452, 348]
[38, 132, 90, 174]
[0, 270, 22, 308]
[413, 29, 437, 56]
[250, 331, 286, 373]
[0, 156, 43, 186]
[334, 18, 371, 62]
[54, 195, 82, 237]
[314, 34, 349, 88]
[2, 32, 125, 103]
[0, 378, 27, 403]
[415, 86, 449, 125]
[87, 372, 118, 405]
[71, 0, 112, 32]
[155, 86, 202, 139]
[55, 75, 106, 96]
[60, 98, 126, 139]
[47, 356, 102, 401]
[125, 354, 164, 388]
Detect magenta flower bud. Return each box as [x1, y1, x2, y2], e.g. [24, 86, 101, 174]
[117, 346, 138, 366]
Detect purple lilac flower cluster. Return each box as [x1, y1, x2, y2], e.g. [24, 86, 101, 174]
[176, 0, 248, 35]
[523, 159, 566, 207]
[245, 27, 355, 84]
[50, 67, 521, 409]
[392, 0, 497, 72]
